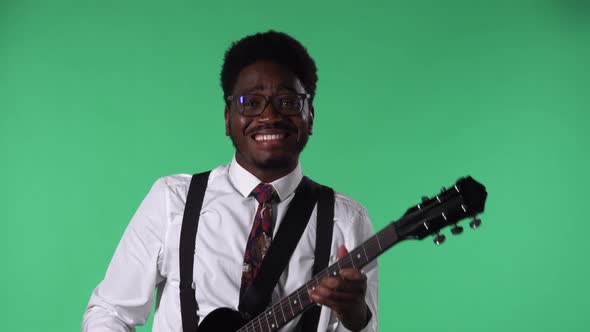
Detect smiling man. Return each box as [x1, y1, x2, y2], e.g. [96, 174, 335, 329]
[83, 31, 378, 332]
[225, 60, 313, 183]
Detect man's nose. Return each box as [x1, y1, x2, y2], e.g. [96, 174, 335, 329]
[258, 99, 284, 121]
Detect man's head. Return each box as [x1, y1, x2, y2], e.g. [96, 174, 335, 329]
[221, 31, 318, 182]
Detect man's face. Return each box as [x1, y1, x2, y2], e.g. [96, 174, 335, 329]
[225, 61, 314, 177]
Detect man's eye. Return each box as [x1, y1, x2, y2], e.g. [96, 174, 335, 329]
[280, 97, 298, 106]
[242, 99, 260, 108]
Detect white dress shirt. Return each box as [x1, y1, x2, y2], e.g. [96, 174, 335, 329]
[82, 157, 378, 332]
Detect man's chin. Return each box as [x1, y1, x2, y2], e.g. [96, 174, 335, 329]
[256, 155, 296, 171]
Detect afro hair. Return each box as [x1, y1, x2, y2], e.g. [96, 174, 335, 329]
[220, 30, 318, 102]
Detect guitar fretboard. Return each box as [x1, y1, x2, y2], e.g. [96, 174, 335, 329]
[237, 223, 399, 332]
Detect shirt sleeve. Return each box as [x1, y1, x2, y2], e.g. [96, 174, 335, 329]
[82, 179, 168, 332]
[328, 207, 378, 332]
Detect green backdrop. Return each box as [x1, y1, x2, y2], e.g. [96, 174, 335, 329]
[1, 0, 588, 331]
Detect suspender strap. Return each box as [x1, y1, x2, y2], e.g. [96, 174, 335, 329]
[179, 172, 336, 331]
[301, 185, 335, 332]
[238, 176, 321, 319]
[179, 171, 210, 332]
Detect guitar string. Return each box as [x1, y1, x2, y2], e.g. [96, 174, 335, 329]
[242, 236, 383, 332]
[242, 231, 388, 332]
[263, 253, 356, 330]
[239, 240, 380, 332]
[242, 209, 470, 332]
[239, 266, 331, 332]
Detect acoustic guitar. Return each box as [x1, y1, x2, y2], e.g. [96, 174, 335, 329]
[197, 176, 488, 332]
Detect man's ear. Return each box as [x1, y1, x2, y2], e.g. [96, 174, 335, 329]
[224, 106, 230, 136]
[308, 106, 315, 135]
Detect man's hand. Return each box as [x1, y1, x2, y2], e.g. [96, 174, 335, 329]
[308, 245, 371, 331]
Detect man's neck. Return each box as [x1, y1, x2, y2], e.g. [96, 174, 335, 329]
[234, 157, 298, 183]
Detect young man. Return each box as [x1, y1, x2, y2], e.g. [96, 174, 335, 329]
[83, 31, 378, 332]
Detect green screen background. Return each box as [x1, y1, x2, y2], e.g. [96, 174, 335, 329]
[1, 0, 588, 331]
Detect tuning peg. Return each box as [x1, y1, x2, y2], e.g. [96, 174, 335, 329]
[440, 186, 447, 193]
[433, 233, 446, 245]
[451, 224, 464, 235]
[421, 196, 429, 203]
[469, 217, 482, 229]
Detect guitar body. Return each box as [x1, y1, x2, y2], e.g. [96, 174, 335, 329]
[197, 307, 247, 332]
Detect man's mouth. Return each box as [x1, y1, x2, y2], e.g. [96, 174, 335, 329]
[253, 133, 287, 142]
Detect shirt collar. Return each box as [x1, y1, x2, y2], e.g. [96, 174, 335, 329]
[228, 155, 303, 202]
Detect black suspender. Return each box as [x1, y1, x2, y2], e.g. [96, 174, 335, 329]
[179, 171, 211, 332]
[238, 177, 322, 318]
[301, 184, 335, 332]
[179, 172, 335, 331]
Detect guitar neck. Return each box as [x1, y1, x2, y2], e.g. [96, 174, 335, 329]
[237, 223, 399, 332]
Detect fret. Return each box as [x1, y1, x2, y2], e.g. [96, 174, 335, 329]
[254, 315, 263, 332]
[305, 279, 311, 294]
[375, 233, 383, 251]
[287, 294, 295, 317]
[330, 266, 338, 277]
[353, 248, 366, 267]
[300, 287, 311, 306]
[251, 316, 258, 332]
[262, 309, 271, 332]
[365, 237, 380, 260]
[361, 242, 369, 262]
[244, 319, 253, 332]
[295, 287, 303, 311]
[252, 315, 260, 332]
[266, 308, 278, 330]
[341, 254, 354, 270]
[260, 320, 266, 332]
[243, 319, 254, 332]
[278, 298, 287, 324]
[347, 254, 355, 269]
[311, 275, 320, 291]
[379, 224, 398, 249]
[349, 252, 356, 269]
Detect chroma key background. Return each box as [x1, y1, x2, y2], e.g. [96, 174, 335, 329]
[1, 0, 588, 331]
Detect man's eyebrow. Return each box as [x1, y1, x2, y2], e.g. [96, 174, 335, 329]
[241, 84, 298, 94]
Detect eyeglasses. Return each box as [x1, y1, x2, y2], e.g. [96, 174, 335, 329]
[226, 93, 312, 117]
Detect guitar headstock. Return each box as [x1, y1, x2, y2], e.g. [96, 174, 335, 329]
[395, 176, 488, 245]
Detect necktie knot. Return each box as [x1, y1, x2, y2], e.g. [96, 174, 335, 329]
[251, 183, 274, 204]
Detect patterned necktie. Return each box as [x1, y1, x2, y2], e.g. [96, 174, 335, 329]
[240, 183, 275, 294]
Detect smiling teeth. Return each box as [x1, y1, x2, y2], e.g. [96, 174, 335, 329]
[255, 134, 285, 141]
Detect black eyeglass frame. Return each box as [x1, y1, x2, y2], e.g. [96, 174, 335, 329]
[226, 93, 312, 117]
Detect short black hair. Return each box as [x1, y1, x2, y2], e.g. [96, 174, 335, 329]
[220, 30, 318, 101]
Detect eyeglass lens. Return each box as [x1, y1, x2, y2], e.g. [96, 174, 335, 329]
[238, 95, 304, 116]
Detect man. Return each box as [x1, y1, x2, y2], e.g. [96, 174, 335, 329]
[83, 31, 378, 332]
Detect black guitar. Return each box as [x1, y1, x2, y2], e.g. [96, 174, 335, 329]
[198, 176, 488, 332]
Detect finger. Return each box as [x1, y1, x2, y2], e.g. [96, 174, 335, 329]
[315, 277, 366, 296]
[336, 280, 367, 294]
[339, 268, 367, 281]
[317, 274, 366, 294]
[337, 245, 349, 260]
[309, 284, 363, 307]
[318, 276, 340, 289]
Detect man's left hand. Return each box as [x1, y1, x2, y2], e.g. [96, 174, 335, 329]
[308, 245, 370, 331]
